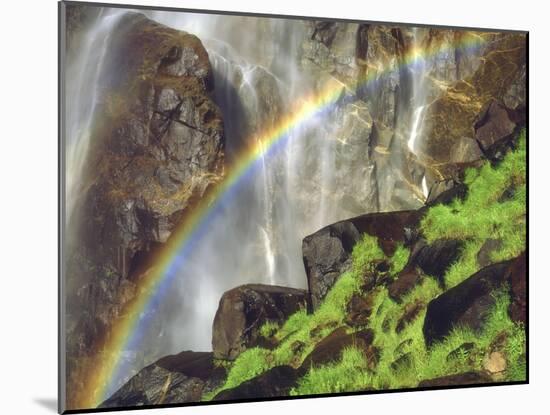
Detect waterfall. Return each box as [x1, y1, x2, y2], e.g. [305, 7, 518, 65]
[67, 9, 456, 394]
[65, 9, 126, 219]
[407, 28, 429, 157]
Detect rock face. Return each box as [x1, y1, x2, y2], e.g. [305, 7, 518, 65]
[100, 351, 225, 408]
[303, 210, 423, 310]
[423, 253, 526, 346]
[66, 13, 225, 407]
[212, 284, 308, 360]
[421, 33, 526, 164]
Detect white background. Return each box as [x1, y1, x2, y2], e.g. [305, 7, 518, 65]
[0, 0, 545, 413]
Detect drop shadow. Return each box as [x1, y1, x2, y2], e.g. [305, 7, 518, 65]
[34, 398, 57, 413]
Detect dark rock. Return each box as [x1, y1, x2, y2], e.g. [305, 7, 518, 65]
[418, 371, 492, 388]
[446, 342, 476, 362]
[477, 239, 503, 268]
[388, 267, 422, 301]
[425, 179, 468, 207]
[475, 100, 517, 153]
[413, 239, 463, 285]
[101, 351, 225, 408]
[303, 210, 423, 310]
[212, 284, 307, 360]
[395, 300, 424, 333]
[302, 221, 361, 311]
[213, 365, 301, 401]
[300, 328, 375, 371]
[423, 254, 525, 346]
[508, 252, 527, 324]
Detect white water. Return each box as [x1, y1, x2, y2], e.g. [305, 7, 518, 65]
[66, 9, 443, 394]
[407, 28, 429, 157]
[65, 9, 126, 219]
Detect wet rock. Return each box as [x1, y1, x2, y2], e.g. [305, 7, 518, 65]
[213, 365, 301, 400]
[300, 328, 375, 370]
[101, 351, 225, 408]
[303, 210, 423, 309]
[212, 284, 307, 360]
[423, 254, 525, 346]
[476, 239, 503, 268]
[418, 371, 492, 387]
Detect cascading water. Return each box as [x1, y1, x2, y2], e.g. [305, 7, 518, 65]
[66, 9, 448, 396]
[65, 9, 126, 219]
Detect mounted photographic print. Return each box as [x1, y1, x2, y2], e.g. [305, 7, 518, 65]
[59, 1, 528, 412]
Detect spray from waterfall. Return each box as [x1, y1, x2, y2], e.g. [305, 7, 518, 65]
[65, 10, 125, 219]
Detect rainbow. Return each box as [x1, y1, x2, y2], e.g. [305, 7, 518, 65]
[76, 29, 487, 409]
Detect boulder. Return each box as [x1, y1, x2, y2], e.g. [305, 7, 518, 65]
[418, 371, 492, 388]
[303, 210, 423, 310]
[100, 351, 225, 408]
[423, 253, 526, 346]
[413, 239, 463, 285]
[212, 284, 308, 360]
[474, 100, 517, 153]
[213, 365, 302, 401]
[300, 327, 377, 371]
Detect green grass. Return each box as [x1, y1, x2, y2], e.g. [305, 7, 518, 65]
[292, 289, 525, 394]
[421, 130, 526, 288]
[204, 130, 527, 400]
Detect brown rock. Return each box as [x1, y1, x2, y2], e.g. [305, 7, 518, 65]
[483, 351, 507, 374]
[475, 100, 517, 152]
[212, 284, 307, 360]
[388, 267, 422, 301]
[300, 328, 375, 370]
[303, 210, 423, 310]
[423, 253, 526, 346]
